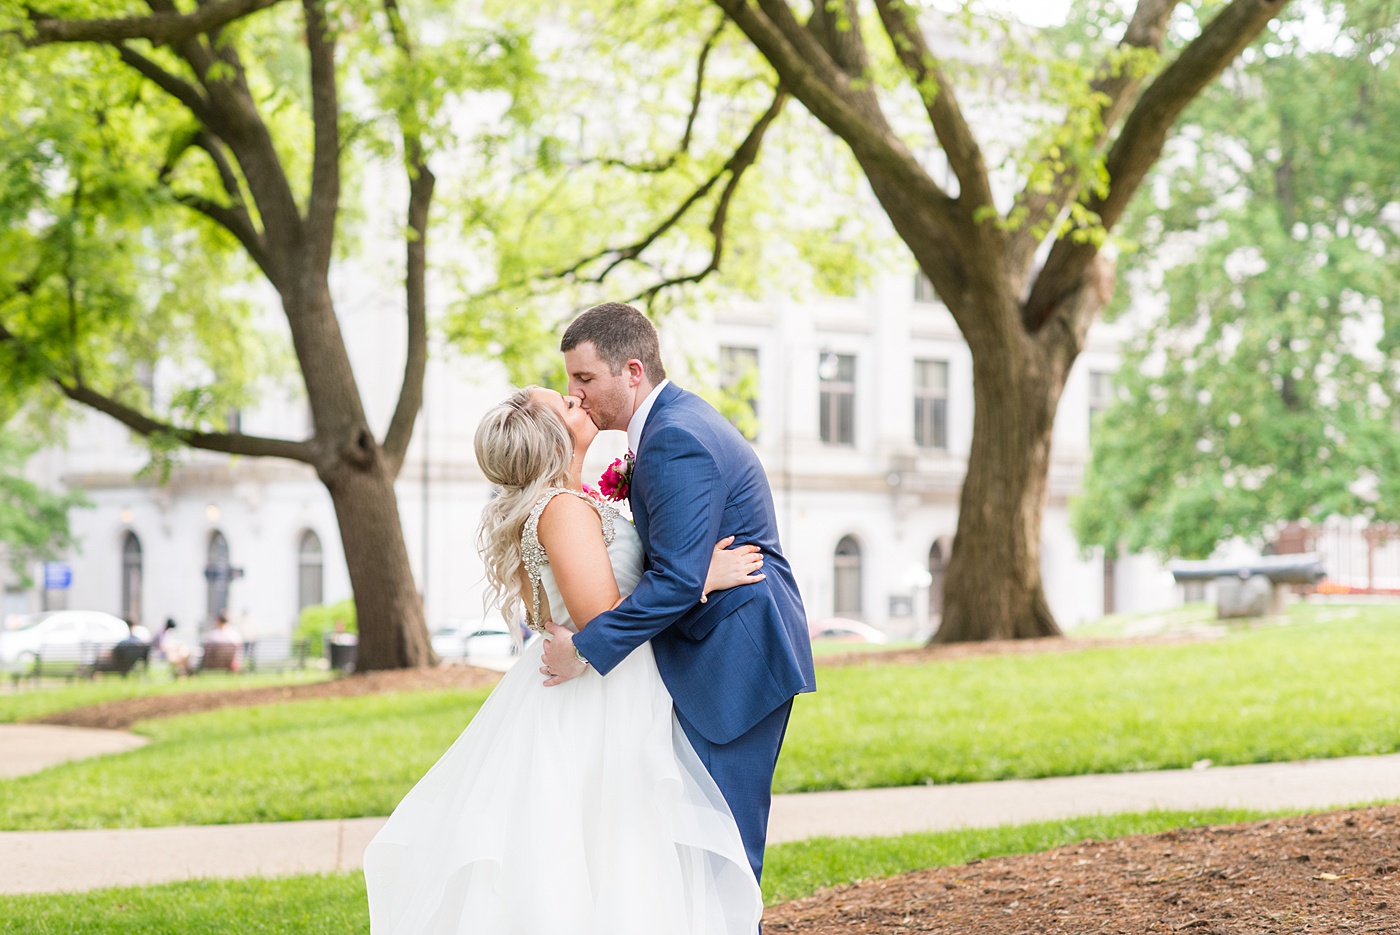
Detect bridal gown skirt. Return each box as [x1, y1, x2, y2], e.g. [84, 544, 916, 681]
[364, 636, 762, 935]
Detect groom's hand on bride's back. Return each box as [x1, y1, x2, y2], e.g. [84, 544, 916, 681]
[540, 620, 589, 686]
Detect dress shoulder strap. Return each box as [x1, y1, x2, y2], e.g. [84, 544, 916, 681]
[520, 488, 616, 630]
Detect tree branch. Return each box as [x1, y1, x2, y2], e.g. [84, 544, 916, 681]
[156, 130, 271, 273]
[1023, 0, 1292, 333]
[379, 0, 434, 476]
[113, 43, 215, 126]
[191, 130, 246, 206]
[131, 0, 302, 278]
[60, 379, 316, 461]
[1006, 0, 1183, 274]
[170, 192, 272, 272]
[302, 0, 339, 277]
[598, 15, 728, 174]
[872, 0, 994, 209]
[24, 0, 288, 46]
[714, 0, 960, 232]
[0, 318, 311, 461]
[628, 89, 788, 308]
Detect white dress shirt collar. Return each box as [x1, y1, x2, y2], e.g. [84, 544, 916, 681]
[626, 379, 670, 455]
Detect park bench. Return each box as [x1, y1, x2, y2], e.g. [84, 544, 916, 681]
[1169, 553, 1326, 618]
[242, 637, 311, 673]
[7, 640, 123, 685]
[194, 640, 241, 674]
[90, 640, 151, 678]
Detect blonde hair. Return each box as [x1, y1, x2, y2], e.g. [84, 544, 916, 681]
[475, 387, 573, 631]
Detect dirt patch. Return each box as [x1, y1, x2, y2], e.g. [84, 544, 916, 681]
[817, 633, 1218, 667]
[30, 666, 503, 730]
[764, 804, 1400, 934]
[30, 636, 1199, 730]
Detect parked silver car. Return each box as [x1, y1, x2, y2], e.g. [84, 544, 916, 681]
[431, 619, 524, 660]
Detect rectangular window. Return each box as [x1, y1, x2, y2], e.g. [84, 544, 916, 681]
[818, 353, 856, 446]
[914, 271, 937, 304]
[1088, 370, 1113, 446]
[719, 346, 760, 441]
[913, 359, 949, 450]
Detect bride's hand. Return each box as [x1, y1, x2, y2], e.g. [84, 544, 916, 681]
[702, 536, 764, 602]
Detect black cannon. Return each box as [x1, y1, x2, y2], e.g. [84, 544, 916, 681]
[1168, 554, 1326, 618]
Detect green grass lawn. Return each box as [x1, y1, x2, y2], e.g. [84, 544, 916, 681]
[778, 605, 1400, 791]
[1, 604, 1396, 830]
[0, 807, 1283, 932]
[0, 669, 332, 724]
[0, 689, 493, 829]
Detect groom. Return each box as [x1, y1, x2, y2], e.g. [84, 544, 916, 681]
[540, 301, 817, 883]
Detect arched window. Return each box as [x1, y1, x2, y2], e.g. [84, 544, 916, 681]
[298, 530, 324, 612]
[206, 531, 231, 627]
[121, 531, 143, 624]
[833, 535, 863, 619]
[928, 539, 947, 619]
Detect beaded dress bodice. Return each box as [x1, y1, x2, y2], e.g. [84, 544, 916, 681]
[521, 488, 642, 634]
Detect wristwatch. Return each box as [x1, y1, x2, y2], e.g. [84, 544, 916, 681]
[574, 647, 590, 667]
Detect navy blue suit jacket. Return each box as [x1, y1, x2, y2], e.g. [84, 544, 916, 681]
[571, 383, 817, 744]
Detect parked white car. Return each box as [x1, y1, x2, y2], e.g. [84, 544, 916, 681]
[432, 619, 525, 660]
[807, 617, 890, 644]
[0, 610, 132, 670]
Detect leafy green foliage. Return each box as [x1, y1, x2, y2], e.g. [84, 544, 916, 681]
[0, 27, 281, 460]
[0, 428, 87, 582]
[439, 1, 888, 384]
[294, 596, 358, 646]
[1075, 0, 1400, 559]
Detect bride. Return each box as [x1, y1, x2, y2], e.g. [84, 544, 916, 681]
[364, 386, 766, 934]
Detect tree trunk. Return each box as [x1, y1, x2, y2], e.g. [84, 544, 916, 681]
[933, 330, 1069, 643]
[320, 455, 437, 670]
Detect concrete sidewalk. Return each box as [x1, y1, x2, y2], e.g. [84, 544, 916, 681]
[0, 724, 147, 778]
[2, 738, 1396, 894]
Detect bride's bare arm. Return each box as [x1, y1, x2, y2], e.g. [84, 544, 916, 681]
[535, 495, 621, 630]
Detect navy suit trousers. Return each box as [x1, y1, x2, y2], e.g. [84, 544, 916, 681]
[676, 698, 794, 884]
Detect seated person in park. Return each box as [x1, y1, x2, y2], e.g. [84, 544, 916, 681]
[93, 619, 152, 676]
[158, 618, 193, 676]
[202, 611, 244, 672]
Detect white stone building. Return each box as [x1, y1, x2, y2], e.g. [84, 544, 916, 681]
[3, 266, 1180, 643]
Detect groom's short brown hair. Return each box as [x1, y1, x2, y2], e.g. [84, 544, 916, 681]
[561, 302, 668, 383]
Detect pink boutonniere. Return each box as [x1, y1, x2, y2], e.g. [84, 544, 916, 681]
[597, 450, 635, 501]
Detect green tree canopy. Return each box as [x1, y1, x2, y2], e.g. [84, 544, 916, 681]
[1074, 0, 1400, 560]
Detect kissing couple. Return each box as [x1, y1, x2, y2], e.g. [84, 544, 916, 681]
[365, 301, 818, 934]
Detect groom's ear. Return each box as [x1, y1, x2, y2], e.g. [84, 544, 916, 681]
[626, 359, 646, 387]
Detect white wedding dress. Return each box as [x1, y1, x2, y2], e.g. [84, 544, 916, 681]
[364, 489, 762, 935]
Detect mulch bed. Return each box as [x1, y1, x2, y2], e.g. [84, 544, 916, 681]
[764, 805, 1400, 934]
[817, 633, 1219, 668]
[31, 665, 503, 730]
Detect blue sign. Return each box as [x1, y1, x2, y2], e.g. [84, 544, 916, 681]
[43, 562, 72, 590]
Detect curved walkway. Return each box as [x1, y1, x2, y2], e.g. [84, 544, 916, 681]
[2, 721, 1397, 895]
[0, 724, 147, 778]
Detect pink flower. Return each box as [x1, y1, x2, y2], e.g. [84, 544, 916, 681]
[582, 483, 602, 501]
[597, 450, 635, 501]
